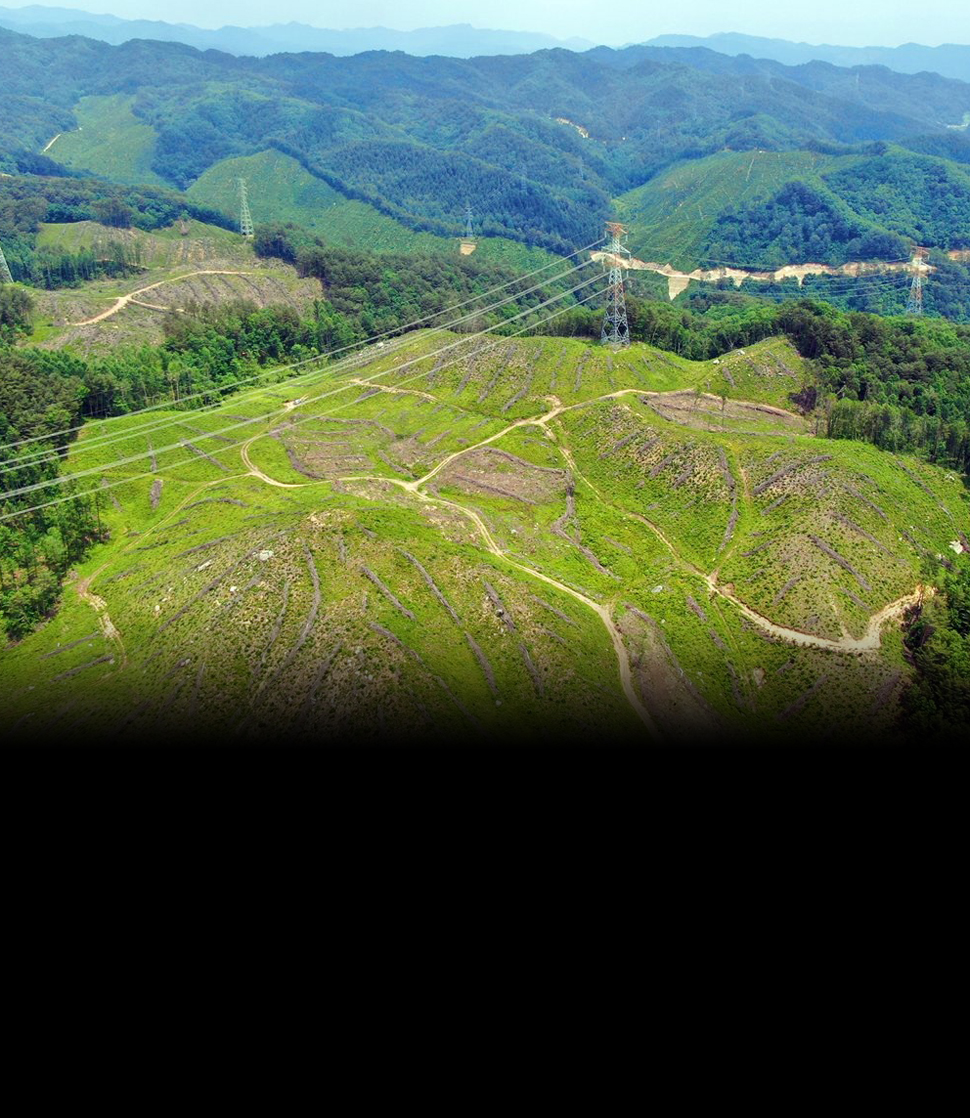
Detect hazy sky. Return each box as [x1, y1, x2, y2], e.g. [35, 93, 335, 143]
[4, 0, 970, 47]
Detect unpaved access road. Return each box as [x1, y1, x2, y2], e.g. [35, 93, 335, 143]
[714, 584, 929, 653]
[76, 567, 127, 672]
[241, 436, 307, 490]
[71, 270, 259, 326]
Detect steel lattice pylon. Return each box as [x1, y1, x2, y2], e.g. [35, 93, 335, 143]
[601, 222, 630, 348]
[0, 240, 12, 284]
[464, 202, 475, 241]
[906, 248, 927, 316]
[238, 178, 254, 239]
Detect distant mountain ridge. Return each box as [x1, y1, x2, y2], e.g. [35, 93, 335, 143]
[645, 33, 970, 83]
[6, 22, 970, 258]
[0, 6, 595, 57]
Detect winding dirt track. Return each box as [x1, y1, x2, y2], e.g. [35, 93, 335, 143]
[240, 437, 305, 489]
[76, 568, 127, 672]
[715, 586, 927, 652]
[592, 251, 930, 302]
[76, 367, 922, 735]
[71, 270, 259, 326]
[559, 444, 924, 654]
[391, 480, 660, 739]
[327, 384, 922, 662]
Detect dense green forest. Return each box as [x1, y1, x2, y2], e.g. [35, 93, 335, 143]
[702, 182, 909, 268]
[0, 345, 102, 639]
[904, 557, 970, 736]
[0, 286, 33, 343]
[825, 155, 970, 249]
[700, 154, 970, 268]
[6, 25, 970, 254]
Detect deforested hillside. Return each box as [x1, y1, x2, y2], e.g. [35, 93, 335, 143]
[3, 332, 964, 746]
[7, 216, 322, 351]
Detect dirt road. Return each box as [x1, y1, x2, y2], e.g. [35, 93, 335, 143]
[240, 437, 308, 489]
[592, 251, 928, 301]
[712, 584, 927, 653]
[76, 567, 127, 671]
[71, 270, 259, 326]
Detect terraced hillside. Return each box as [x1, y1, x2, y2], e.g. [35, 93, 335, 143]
[3, 332, 964, 746]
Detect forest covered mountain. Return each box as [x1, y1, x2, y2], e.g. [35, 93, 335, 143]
[646, 32, 970, 85]
[4, 24, 970, 258]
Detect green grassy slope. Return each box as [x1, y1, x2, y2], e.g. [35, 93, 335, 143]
[186, 149, 564, 273]
[186, 149, 446, 253]
[45, 94, 167, 188]
[616, 150, 857, 269]
[3, 332, 963, 746]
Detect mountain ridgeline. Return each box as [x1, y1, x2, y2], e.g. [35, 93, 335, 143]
[0, 9, 595, 58]
[645, 33, 970, 85]
[5, 25, 970, 257]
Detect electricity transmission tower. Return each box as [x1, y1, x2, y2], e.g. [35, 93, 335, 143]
[238, 178, 254, 239]
[0, 240, 12, 284]
[602, 222, 630, 348]
[906, 247, 927, 316]
[459, 201, 477, 255]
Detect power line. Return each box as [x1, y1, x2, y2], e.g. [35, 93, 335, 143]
[665, 270, 917, 299]
[602, 222, 630, 349]
[0, 272, 605, 511]
[907, 247, 928, 316]
[0, 277, 607, 525]
[2, 255, 600, 474]
[4, 285, 610, 692]
[2, 270, 602, 504]
[0, 237, 605, 457]
[10, 266, 928, 493]
[238, 179, 254, 239]
[736, 277, 916, 304]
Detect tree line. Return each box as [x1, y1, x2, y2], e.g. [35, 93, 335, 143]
[903, 556, 970, 737]
[0, 345, 103, 640]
